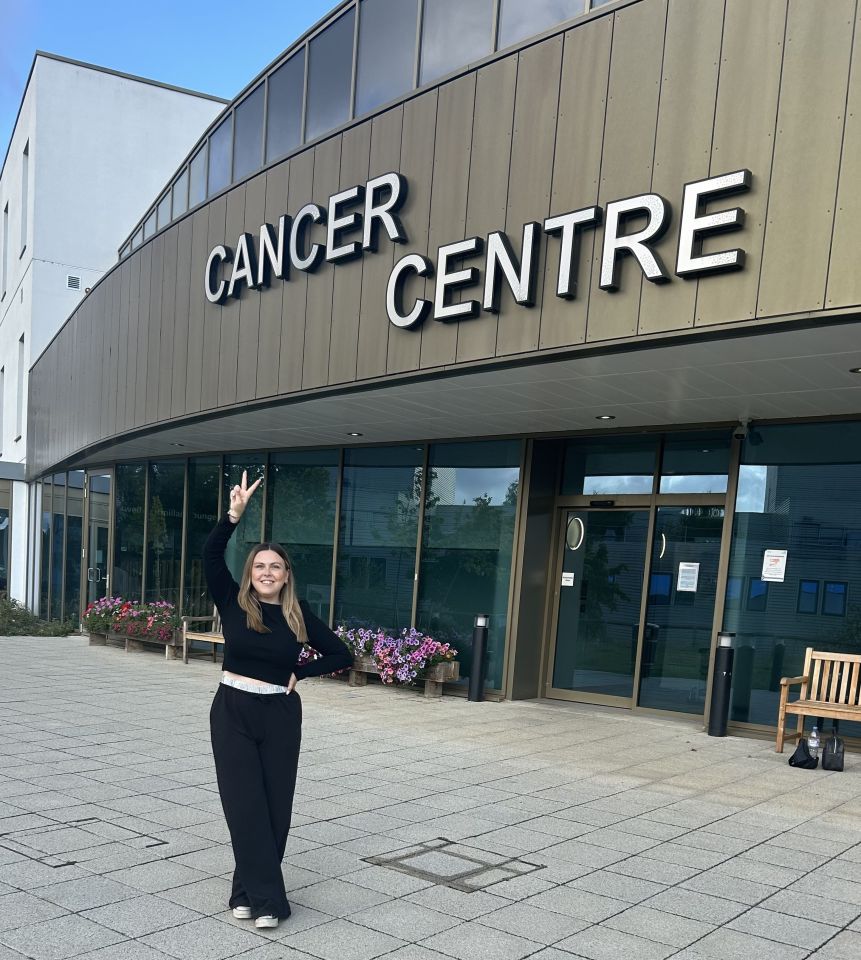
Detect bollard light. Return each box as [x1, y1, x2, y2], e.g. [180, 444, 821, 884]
[708, 631, 736, 737]
[468, 615, 490, 702]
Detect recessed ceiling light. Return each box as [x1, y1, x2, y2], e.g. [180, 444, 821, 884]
[595, 415, 616, 421]
[347, 431, 363, 437]
[170, 442, 185, 447]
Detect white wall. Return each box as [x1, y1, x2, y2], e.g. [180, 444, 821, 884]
[0, 53, 225, 607]
[32, 56, 226, 274]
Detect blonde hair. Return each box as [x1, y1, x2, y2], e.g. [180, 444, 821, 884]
[237, 542, 308, 643]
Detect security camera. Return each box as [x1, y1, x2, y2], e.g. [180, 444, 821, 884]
[733, 418, 750, 441]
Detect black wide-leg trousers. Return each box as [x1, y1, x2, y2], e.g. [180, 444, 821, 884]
[209, 683, 302, 919]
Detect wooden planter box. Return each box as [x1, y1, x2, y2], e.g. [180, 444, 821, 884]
[87, 632, 108, 646]
[349, 656, 460, 699]
[108, 630, 182, 660]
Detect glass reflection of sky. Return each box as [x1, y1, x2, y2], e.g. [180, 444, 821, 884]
[736, 465, 768, 513]
[435, 467, 519, 505]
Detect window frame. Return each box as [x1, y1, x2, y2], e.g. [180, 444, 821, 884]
[822, 580, 848, 617]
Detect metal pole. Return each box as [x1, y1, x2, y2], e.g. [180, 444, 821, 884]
[707, 631, 735, 737]
[468, 614, 489, 702]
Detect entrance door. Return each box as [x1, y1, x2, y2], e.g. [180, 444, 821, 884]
[83, 471, 113, 608]
[636, 505, 725, 714]
[548, 509, 650, 704]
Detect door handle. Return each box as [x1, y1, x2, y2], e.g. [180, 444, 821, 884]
[87, 567, 95, 582]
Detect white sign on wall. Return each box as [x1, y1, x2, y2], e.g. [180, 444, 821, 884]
[677, 562, 700, 592]
[761, 549, 788, 582]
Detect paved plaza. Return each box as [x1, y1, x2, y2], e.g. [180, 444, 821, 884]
[0, 637, 859, 960]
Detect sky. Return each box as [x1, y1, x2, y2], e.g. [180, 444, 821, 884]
[0, 0, 336, 156]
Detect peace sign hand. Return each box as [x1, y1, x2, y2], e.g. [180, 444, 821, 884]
[228, 470, 262, 521]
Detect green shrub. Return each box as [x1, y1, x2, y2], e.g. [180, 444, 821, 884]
[0, 597, 75, 636]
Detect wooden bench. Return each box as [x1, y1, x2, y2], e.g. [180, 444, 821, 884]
[182, 610, 224, 665]
[776, 648, 861, 752]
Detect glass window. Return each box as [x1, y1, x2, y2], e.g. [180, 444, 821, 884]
[266, 450, 339, 623]
[797, 579, 819, 615]
[562, 436, 657, 495]
[189, 145, 207, 207]
[335, 446, 422, 633]
[172, 169, 189, 218]
[184, 457, 221, 617]
[638, 506, 725, 714]
[659, 431, 730, 494]
[208, 114, 233, 196]
[113, 464, 146, 600]
[0, 479, 10, 596]
[223, 456, 265, 581]
[305, 9, 356, 142]
[356, 0, 419, 115]
[40, 479, 51, 615]
[649, 572, 672, 605]
[746, 579, 768, 612]
[65, 471, 84, 622]
[233, 84, 264, 182]
[50, 473, 66, 620]
[420, 0, 494, 85]
[724, 422, 861, 732]
[823, 581, 847, 617]
[132, 228, 143, 250]
[266, 50, 305, 162]
[498, 0, 584, 49]
[724, 575, 742, 610]
[156, 193, 171, 231]
[416, 440, 520, 691]
[120, 243, 131, 259]
[145, 461, 185, 605]
[143, 211, 156, 240]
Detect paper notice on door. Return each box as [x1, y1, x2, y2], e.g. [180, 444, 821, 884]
[677, 562, 700, 592]
[761, 549, 788, 582]
[561, 572, 575, 587]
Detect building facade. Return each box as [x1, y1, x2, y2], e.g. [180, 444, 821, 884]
[0, 52, 226, 601]
[26, 0, 861, 736]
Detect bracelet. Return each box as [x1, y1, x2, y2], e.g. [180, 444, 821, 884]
[227, 511, 240, 523]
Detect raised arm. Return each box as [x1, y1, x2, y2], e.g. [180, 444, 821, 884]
[204, 470, 263, 609]
[294, 601, 353, 681]
[203, 517, 240, 608]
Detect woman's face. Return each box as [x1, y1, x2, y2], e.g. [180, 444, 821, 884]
[251, 549, 289, 603]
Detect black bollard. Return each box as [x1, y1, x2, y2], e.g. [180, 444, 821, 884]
[707, 631, 735, 737]
[468, 615, 489, 702]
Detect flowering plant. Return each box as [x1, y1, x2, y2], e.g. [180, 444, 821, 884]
[81, 596, 126, 634]
[373, 628, 457, 685]
[335, 626, 385, 659]
[337, 625, 458, 686]
[111, 600, 180, 642]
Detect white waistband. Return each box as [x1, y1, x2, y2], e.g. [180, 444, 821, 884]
[220, 676, 288, 695]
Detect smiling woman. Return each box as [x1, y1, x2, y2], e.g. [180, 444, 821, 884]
[203, 469, 351, 929]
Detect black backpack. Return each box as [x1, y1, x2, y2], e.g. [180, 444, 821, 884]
[788, 738, 818, 769]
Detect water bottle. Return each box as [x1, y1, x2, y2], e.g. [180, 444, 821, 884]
[808, 725, 820, 760]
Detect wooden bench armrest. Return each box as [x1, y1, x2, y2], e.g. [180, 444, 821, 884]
[182, 615, 218, 625]
[779, 675, 808, 687]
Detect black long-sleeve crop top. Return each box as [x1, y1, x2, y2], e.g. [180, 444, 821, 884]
[203, 517, 352, 686]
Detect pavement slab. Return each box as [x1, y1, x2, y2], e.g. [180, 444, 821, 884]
[0, 636, 858, 960]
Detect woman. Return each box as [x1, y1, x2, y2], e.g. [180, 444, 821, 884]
[205, 470, 352, 929]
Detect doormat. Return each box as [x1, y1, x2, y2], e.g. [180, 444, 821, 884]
[365, 837, 544, 893]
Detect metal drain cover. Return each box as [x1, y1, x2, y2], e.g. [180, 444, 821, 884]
[365, 838, 543, 893]
[0, 818, 166, 867]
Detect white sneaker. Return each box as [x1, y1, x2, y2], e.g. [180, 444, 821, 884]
[255, 915, 278, 929]
[232, 906, 252, 919]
